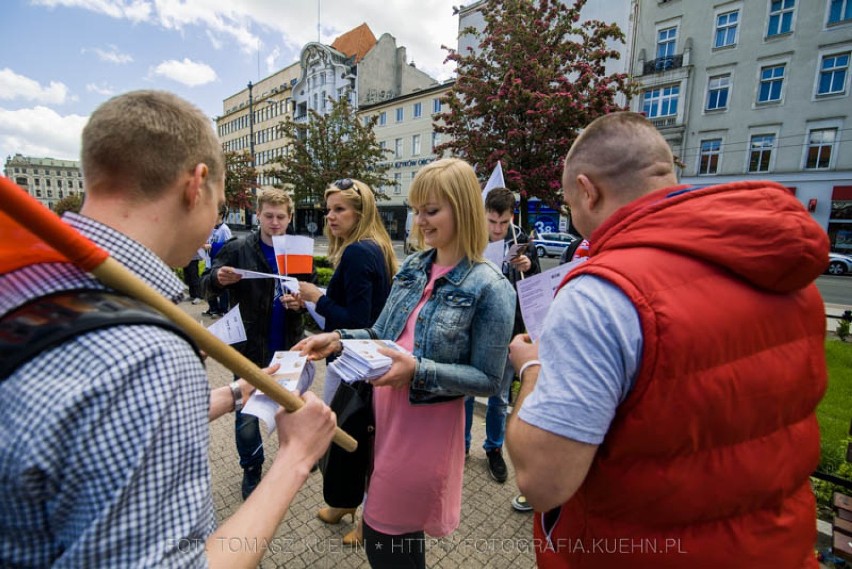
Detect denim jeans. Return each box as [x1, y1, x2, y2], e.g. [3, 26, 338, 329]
[464, 358, 514, 452]
[235, 410, 264, 469]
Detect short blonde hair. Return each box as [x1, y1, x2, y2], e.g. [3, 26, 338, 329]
[409, 158, 487, 263]
[81, 90, 223, 200]
[257, 188, 293, 215]
[324, 179, 398, 278]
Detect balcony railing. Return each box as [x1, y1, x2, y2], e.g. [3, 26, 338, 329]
[650, 116, 677, 128]
[643, 54, 684, 74]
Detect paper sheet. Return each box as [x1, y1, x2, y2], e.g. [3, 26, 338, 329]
[516, 259, 586, 341]
[206, 304, 247, 345]
[241, 351, 315, 435]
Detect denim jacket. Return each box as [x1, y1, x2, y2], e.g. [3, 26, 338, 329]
[339, 249, 515, 405]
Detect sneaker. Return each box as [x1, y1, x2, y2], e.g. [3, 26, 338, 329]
[511, 494, 533, 513]
[191, 297, 202, 305]
[486, 448, 508, 483]
[241, 464, 262, 500]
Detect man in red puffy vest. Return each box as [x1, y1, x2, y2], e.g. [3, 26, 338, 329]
[506, 111, 827, 568]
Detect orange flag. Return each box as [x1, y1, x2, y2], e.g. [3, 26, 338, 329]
[0, 176, 107, 275]
[271, 235, 314, 275]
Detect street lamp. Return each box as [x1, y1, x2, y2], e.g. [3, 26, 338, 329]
[247, 81, 255, 169]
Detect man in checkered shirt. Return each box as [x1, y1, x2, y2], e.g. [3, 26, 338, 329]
[0, 91, 336, 567]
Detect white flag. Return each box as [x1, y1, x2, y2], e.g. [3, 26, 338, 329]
[481, 161, 505, 201]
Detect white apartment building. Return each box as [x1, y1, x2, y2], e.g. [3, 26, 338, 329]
[631, 0, 852, 251]
[3, 154, 83, 211]
[357, 81, 454, 239]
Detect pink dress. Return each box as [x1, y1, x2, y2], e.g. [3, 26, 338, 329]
[363, 264, 466, 537]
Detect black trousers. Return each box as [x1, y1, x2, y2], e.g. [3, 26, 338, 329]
[363, 520, 426, 569]
[182, 259, 201, 299]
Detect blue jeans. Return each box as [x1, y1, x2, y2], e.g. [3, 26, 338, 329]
[235, 410, 264, 470]
[464, 359, 514, 452]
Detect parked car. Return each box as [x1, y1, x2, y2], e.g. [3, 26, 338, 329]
[827, 252, 852, 275]
[532, 232, 579, 258]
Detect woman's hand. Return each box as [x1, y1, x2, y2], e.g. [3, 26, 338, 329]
[298, 281, 323, 304]
[372, 347, 416, 389]
[294, 332, 342, 360]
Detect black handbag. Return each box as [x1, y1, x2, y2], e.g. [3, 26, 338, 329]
[320, 380, 375, 508]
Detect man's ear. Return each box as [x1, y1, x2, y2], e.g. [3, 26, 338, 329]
[184, 163, 209, 208]
[576, 174, 600, 211]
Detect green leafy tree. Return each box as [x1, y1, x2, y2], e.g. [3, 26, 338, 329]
[266, 96, 392, 208]
[438, 0, 636, 213]
[53, 193, 83, 216]
[224, 150, 257, 211]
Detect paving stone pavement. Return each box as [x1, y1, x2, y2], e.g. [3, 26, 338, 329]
[190, 300, 537, 568]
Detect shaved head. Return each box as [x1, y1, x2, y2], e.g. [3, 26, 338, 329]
[565, 112, 675, 200]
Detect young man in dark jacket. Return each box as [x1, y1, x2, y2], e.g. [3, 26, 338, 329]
[464, 187, 540, 483]
[203, 189, 317, 498]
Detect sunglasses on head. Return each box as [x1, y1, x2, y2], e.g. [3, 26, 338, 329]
[334, 178, 361, 196]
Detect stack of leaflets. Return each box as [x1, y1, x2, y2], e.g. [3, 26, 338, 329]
[326, 339, 409, 385]
[241, 351, 316, 435]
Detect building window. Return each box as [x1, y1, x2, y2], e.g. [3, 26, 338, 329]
[431, 132, 441, 151]
[413, 102, 422, 118]
[715, 10, 739, 48]
[817, 52, 850, 96]
[768, 0, 795, 36]
[433, 98, 442, 113]
[396, 107, 404, 122]
[394, 172, 402, 193]
[395, 138, 403, 158]
[706, 74, 731, 110]
[656, 26, 678, 59]
[411, 134, 421, 156]
[378, 111, 387, 126]
[642, 85, 679, 118]
[757, 64, 785, 103]
[748, 134, 775, 172]
[698, 139, 722, 174]
[805, 128, 837, 169]
[828, 0, 852, 24]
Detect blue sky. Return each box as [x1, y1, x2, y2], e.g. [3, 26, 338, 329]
[0, 0, 461, 164]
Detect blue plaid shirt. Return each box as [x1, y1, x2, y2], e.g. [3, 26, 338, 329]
[0, 214, 214, 567]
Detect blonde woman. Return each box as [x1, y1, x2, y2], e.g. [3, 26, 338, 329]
[296, 159, 515, 568]
[295, 178, 397, 542]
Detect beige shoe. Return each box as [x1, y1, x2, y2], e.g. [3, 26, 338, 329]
[316, 507, 356, 525]
[342, 519, 363, 546]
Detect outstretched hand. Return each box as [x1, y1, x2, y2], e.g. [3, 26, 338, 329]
[294, 332, 341, 360]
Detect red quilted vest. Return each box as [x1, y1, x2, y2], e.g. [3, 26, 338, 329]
[533, 182, 827, 568]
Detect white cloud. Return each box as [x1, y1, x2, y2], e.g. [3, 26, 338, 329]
[85, 45, 134, 64]
[86, 82, 116, 96]
[31, 0, 151, 23]
[0, 106, 88, 162]
[151, 58, 218, 87]
[265, 46, 280, 74]
[0, 69, 71, 104]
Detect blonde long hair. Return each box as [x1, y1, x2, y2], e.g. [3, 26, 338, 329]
[324, 179, 398, 277]
[408, 158, 487, 263]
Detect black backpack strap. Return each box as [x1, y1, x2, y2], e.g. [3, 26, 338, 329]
[0, 290, 201, 379]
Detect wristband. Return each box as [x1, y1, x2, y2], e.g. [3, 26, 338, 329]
[518, 359, 541, 381]
[229, 381, 243, 413]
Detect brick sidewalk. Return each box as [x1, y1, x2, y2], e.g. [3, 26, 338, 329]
[193, 300, 537, 568]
